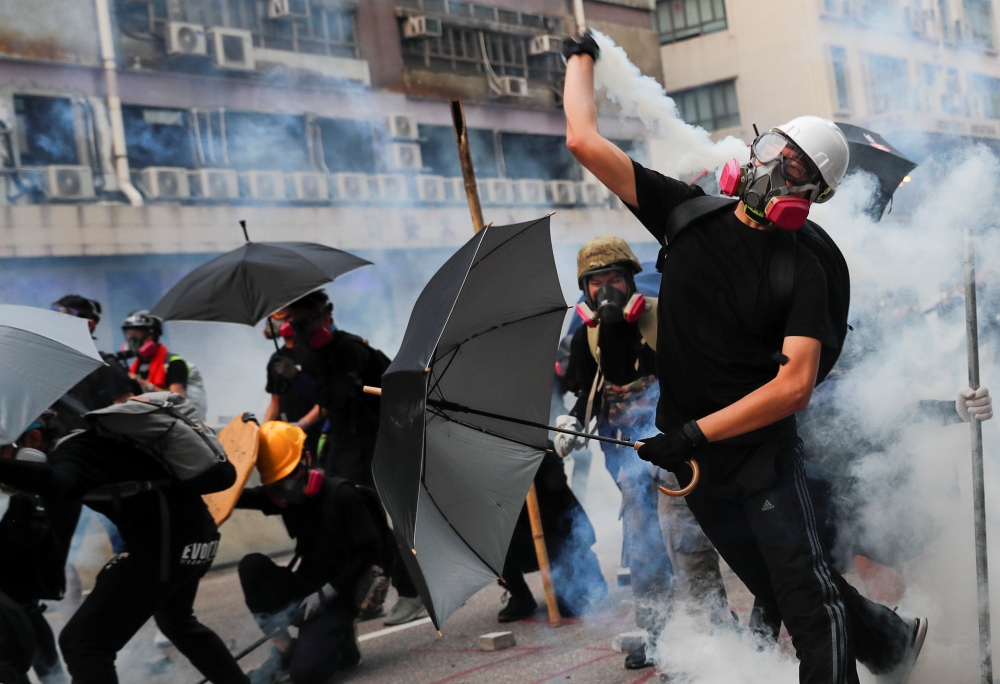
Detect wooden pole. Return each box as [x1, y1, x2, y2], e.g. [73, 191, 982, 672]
[450, 99, 486, 234]
[447, 106, 560, 626]
[965, 227, 993, 684]
[572, 0, 586, 35]
[526, 482, 561, 626]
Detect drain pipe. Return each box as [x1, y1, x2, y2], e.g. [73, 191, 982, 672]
[95, 0, 143, 206]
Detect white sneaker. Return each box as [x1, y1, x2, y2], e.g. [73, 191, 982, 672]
[384, 596, 428, 626]
[876, 617, 927, 684]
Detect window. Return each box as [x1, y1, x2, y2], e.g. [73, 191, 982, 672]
[972, 74, 1000, 119]
[865, 54, 910, 114]
[318, 118, 376, 173]
[13, 95, 78, 166]
[403, 25, 564, 83]
[394, 0, 562, 32]
[963, 0, 995, 49]
[655, 0, 727, 44]
[417, 124, 499, 178]
[122, 106, 194, 169]
[138, 1, 359, 59]
[669, 80, 739, 132]
[223, 112, 309, 171]
[501, 134, 579, 180]
[941, 68, 967, 116]
[831, 46, 851, 111]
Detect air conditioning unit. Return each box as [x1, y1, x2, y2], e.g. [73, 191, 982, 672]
[516, 179, 546, 205]
[330, 173, 370, 202]
[375, 174, 409, 202]
[483, 179, 513, 205]
[240, 171, 286, 200]
[497, 76, 529, 98]
[415, 175, 445, 203]
[402, 16, 442, 38]
[547, 180, 577, 205]
[286, 172, 329, 201]
[166, 22, 208, 56]
[385, 142, 423, 171]
[188, 168, 239, 200]
[443, 177, 465, 203]
[387, 114, 419, 140]
[207, 28, 255, 70]
[528, 34, 563, 56]
[580, 181, 608, 206]
[134, 167, 190, 199]
[267, 0, 309, 20]
[42, 165, 94, 199]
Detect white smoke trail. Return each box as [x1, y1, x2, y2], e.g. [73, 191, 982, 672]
[591, 30, 749, 177]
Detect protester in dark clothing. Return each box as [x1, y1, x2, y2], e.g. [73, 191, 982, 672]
[235, 421, 381, 684]
[263, 316, 324, 455]
[563, 33, 923, 684]
[0, 412, 80, 684]
[500, 451, 607, 622]
[0, 426, 245, 684]
[271, 291, 384, 490]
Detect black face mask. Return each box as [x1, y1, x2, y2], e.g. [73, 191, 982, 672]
[594, 284, 627, 325]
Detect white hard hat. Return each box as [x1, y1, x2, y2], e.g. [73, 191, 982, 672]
[774, 116, 850, 202]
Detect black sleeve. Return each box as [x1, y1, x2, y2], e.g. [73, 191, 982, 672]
[625, 159, 704, 244]
[165, 358, 189, 387]
[235, 486, 285, 515]
[178, 460, 236, 495]
[783, 249, 829, 342]
[324, 486, 379, 594]
[0, 458, 77, 498]
[266, 352, 293, 395]
[294, 344, 365, 412]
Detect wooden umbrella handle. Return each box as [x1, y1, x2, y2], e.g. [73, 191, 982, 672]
[363, 386, 382, 396]
[656, 459, 700, 497]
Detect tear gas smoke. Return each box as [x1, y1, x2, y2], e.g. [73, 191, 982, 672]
[591, 30, 749, 178]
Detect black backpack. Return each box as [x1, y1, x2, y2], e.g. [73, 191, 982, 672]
[660, 196, 850, 384]
[0, 493, 69, 602]
[330, 331, 392, 389]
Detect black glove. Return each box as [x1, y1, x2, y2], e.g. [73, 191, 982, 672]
[562, 30, 599, 63]
[636, 421, 706, 472]
[271, 356, 299, 381]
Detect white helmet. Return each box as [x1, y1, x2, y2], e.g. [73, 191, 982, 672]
[775, 116, 850, 202]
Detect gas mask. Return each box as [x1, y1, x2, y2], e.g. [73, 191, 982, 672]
[127, 335, 158, 359]
[290, 316, 333, 350]
[576, 269, 646, 328]
[719, 132, 825, 231]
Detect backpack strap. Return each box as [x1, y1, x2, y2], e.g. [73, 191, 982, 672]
[769, 231, 798, 326]
[637, 297, 658, 352]
[658, 196, 739, 272]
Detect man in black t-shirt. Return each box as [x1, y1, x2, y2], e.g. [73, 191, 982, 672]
[563, 32, 924, 684]
[0, 426, 246, 684]
[270, 291, 383, 489]
[264, 314, 324, 454]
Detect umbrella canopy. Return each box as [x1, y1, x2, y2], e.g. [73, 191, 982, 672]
[0, 305, 104, 445]
[372, 216, 568, 629]
[836, 123, 917, 221]
[151, 242, 371, 326]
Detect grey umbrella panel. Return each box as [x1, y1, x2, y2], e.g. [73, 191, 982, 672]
[372, 216, 568, 629]
[0, 305, 103, 445]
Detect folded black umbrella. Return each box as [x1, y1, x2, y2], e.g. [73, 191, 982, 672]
[151, 241, 371, 326]
[372, 216, 574, 629]
[836, 123, 917, 221]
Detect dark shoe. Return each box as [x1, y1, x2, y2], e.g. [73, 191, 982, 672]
[624, 644, 655, 670]
[876, 617, 928, 684]
[497, 591, 537, 623]
[340, 632, 361, 669]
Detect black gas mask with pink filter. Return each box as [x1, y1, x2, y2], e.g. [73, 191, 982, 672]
[575, 267, 646, 328]
[719, 131, 825, 231]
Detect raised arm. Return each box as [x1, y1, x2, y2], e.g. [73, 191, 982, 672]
[563, 35, 637, 207]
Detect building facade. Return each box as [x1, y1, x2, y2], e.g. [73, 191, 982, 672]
[655, 0, 1000, 159]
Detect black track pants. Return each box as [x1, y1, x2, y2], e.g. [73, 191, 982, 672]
[59, 540, 248, 684]
[238, 553, 357, 684]
[683, 441, 910, 684]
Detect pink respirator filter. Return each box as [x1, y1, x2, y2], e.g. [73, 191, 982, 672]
[575, 302, 599, 328]
[719, 159, 743, 196]
[622, 293, 646, 323]
[766, 197, 810, 231]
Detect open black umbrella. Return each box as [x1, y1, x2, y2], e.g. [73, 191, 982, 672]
[151, 231, 370, 326]
[371, 216, 574, 629]
[836, 123, 917, 221]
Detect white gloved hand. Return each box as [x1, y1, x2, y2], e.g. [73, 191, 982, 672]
[299, 583, 337, 622]
[553, 415, 585, 459]
[957, 386, 993, 422]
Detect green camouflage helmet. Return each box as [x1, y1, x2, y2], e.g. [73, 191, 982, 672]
[577, 236, 643, 283]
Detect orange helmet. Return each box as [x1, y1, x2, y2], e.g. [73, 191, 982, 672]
[257, 421, 306, 485]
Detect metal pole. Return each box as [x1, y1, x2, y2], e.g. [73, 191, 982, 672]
[449, 99, 486, 234]
[965, 226, 993, 684]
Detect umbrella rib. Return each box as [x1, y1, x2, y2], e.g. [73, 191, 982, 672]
[426, 406, 549, 452]
[428, 305, 568, 395]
